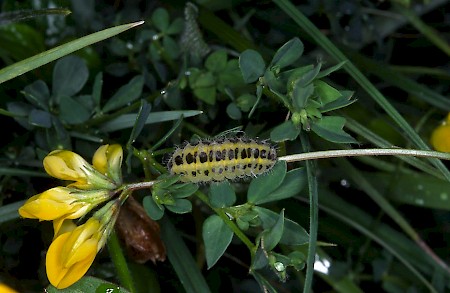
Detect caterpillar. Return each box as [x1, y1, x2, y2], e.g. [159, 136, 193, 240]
[167, 137, 277, 183]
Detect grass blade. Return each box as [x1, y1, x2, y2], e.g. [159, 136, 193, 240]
[300, 132, 318, 293]
[0, 21, 144, 84]
[160, 216, 211, 293]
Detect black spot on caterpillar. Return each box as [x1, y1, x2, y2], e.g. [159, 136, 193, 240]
[167, 137, 277, 183]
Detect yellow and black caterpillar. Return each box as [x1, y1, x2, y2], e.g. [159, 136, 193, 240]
[167, 137, 277, 183]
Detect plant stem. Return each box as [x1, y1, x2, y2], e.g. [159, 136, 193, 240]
[108, 232, 136, 293]
[279, 148, 450, 163]
[300, 132, 318, 293]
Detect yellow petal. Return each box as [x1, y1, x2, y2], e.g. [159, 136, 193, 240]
[18, 187, 85, 221]
[44, 150, 89, 182]
[53, 219, 77, 238]
[431, 125, 450, 152]
[92, 144, 123, 184]
[92, 145, 109, 175]
[64, 238, 98, 267]
[46, 233, 96, 289]
[0, 284, 19, 293]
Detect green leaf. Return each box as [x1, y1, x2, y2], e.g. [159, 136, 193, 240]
[0, 200, 25, 224]
[316, 61, 346, 78]
[92, 72, 103, 108]
[239, 49, 266, 83]
[261, 210, 284, 251]
[163, 36, 180, 59]
[226, 102, 242, 120]
[59, 96, 92, 124]
[291, 83, 314, 110]
[270, 120, 300, 142]
[209, 181, 236, 208]
[202, 215, 233, 269]
[143, 196, 164, 220]
[103, 75, 144, 113]
[294, 63, 322, 88]
[193, 87, 216, 105]
[22, 80, 50, 111]
[171, 183, 199, 199]
[254, 168, 306, 204]
[310, 116, 357, 144]
[315, 80, 342, 105]
[369, 172, 450, 210]
[53, 56, 89, 98]
[247, 161, 287, 204]
[166, 199, 192, 214]
[0, 21, 144, 84]
[152, 8, 170, 32]
[269, 37, 304, 69]
[28, 109, 51, 128]
[319, 92, 356, 113]
[205, 50, 227, 72]
[46, 276, 129, 293]
[0, 23, 45, 61]
[254, 207, 309, 246]
[100, 110, 203, 132]
[160, 216, 211, 293]
[0, 8, 71, 26]
[126, 100, 152, 146]
[252, 271, 278, 293]
[236, 94, 257, 112]
[166, 18, 184, 35]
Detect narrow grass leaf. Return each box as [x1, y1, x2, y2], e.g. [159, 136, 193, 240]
[160, 216, 211, 293]
[0, 21, 144, 84]
[100, 110, 203, 132]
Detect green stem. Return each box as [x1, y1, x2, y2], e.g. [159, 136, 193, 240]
[193, 190, 255, 251]
[300, 132, 318, 293]
[107, 232, 136, 293]
[279, 148, 450, 163]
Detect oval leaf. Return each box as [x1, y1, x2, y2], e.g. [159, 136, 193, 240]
[310, 116, 357, 144]
[247, 161, 287, 204]
[239, 49, 266, 83]
[270, 121, 300, 142]
[261, 210, 284, 251]
[209, 181, 236, 208]
[254, 207, 309, 246]
[202, 215, 233, 269]
[270, 38, 304, 69]
[53, 55, 89, 97]
[255, 168, 306, 204]
[103, 75, 144, 113]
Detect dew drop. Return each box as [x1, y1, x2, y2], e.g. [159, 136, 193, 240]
[440, 193, 448, 200]
[274, 262, 285, 272]
[416, 184, 424, 191]
[340, 179, 350, 188]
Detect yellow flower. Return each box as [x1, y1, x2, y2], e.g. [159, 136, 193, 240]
[46, 200, 120, 289]
[43, 149, 117, 190]
[93, 144, 123, 186]
[18, 187, 111, 236]
[0, 283, 19, 293]
[19, 187, 110, 221]
[431, 113, 450, 152]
